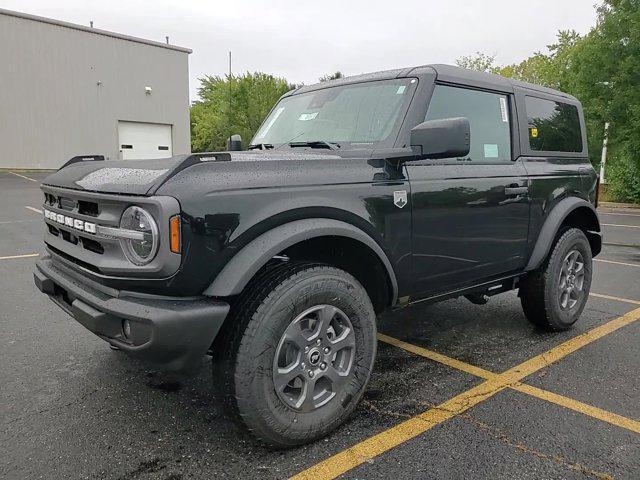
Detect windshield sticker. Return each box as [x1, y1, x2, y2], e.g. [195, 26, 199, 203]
[396, 85, 406, 95]
[298, 112, 319, 121]
[484, 144, 499, 158]
[499, 97, 508, 123]
[255, 107, 284, 139]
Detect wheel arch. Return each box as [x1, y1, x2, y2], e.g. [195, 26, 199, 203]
[203, 218, 399, 309]
[525, 197, 601, 272]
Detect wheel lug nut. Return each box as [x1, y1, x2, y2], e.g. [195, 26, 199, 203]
[304, 346, 309, 352]
[301, 362, 305, 369]
[308, 370, 314, 378]
[320, 362, 326, 370]
[323, 347, 330, 354]
[316, 338, 322, 345]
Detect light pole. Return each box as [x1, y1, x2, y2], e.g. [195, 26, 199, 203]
[600, 122, 609, 184]
[596, 81, 612, 185]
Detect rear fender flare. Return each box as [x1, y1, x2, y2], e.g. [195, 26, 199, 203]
[203, 218, 398, 305]
[525, 197, 600, 271]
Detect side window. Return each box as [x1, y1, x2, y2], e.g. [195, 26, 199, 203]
[425, 85, 511, 163]
[524, 96, 582, 152]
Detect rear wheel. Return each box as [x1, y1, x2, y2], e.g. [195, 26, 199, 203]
[520, 228, 592, 331]
[211, 262, 377, 447]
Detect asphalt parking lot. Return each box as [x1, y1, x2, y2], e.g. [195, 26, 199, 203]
[1, 170, 639, 480]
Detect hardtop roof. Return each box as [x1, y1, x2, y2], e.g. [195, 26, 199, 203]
[289, 64, 577, 102]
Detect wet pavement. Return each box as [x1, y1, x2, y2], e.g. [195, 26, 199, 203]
[1, 170, 638, 479]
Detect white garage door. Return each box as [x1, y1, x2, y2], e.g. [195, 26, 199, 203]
[117, 121, 173, 160]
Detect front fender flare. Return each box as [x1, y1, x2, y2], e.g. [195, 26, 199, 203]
[203, 218, 398, 304]
[525, 197, 600, 272]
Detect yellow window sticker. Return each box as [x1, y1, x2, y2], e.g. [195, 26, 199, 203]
[531, 127, 538, 138]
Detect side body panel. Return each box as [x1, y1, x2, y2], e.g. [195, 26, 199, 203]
[513, 86, 596, 256]
[156, 156, 413, 297]
[521, 156, 592, 260]
[405, 161, 530, 297]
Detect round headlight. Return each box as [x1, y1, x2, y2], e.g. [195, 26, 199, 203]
[119, 206, 159, 265]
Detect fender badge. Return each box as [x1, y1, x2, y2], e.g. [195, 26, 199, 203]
[393, 190, 408, 209]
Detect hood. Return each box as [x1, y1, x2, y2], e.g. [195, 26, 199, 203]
[41, 151, 344, 195]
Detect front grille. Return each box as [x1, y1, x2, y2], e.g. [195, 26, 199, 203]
[44, 193, 57, 206]
[47, 214, 104, 254]
[59, 228, 79, 245]
[40, 185, 180, 279]
[81, 237, 104, 255]
[47, 243, 101, 274]
[78, 200, 99, 217]
[44, 192, 99, 216]
[59, 196, 76, 211]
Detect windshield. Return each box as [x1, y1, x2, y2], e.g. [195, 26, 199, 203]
[251, 78, 416, 148]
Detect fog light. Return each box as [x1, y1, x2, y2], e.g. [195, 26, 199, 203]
[122, 319, 132, 339]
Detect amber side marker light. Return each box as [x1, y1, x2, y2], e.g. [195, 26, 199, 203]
[169, 215, 181, 254]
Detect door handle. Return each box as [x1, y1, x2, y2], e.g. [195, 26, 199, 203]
[504, 186, 529, 196]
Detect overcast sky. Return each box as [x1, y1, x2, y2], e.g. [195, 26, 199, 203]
[2, 0, 600, 100]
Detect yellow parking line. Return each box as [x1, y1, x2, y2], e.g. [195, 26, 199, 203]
[378, 333, 494, 380]
[601, 223, 640, 229]
[24, 206, 43, 214]
[513, 384, 640, 434]
[590, 292, 640, 305]
[595, 258, 640, 268]
[292, 307, 640, 480]
[379, 334, 640, 434]
[8, 171, 37, 182]
[0, 253, 39, 261]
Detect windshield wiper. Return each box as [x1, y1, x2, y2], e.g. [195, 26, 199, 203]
[247, 143, 274, 150]
[288, 140, 340, 150]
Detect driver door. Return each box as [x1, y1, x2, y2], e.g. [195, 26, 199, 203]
[405, 84, 530, 298]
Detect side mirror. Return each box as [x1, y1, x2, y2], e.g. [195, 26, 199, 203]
[410, 117, 470, 159]
[226, 134, 243, 151]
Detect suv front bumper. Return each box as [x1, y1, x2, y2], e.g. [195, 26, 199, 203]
[34, 256, 229, 372]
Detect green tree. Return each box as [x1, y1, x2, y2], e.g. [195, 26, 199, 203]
[319, 71, 344, 82]
[455, 52, 499, 73]
[190, 72, 293, 152]
[457, 0, 640, 201]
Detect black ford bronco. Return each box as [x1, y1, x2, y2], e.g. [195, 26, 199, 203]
[34, 64, 601, 447]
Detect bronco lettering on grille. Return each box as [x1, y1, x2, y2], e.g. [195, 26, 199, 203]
[43, 209, 96, 234]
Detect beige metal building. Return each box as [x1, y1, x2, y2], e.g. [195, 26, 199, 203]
[0, 8, 191, 169]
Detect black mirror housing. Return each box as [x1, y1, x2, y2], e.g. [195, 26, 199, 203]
[226, 134, 243, 151]
[410, 117, 470, 159]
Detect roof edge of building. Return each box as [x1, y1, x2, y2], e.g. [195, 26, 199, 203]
[0, 7, 192, 54]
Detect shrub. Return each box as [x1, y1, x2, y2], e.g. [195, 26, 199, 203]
[606, 154, 640, 204]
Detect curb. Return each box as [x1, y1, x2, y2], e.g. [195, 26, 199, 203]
[603, 242, 640, 249]
[599, 201, 640, 210]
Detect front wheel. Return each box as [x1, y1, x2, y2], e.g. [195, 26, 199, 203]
[520, 228, 593, 331]
[211, 262, 377, 447]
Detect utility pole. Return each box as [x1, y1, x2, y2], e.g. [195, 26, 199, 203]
[228, 51, 232, 146]
[600, 122, 609, 183]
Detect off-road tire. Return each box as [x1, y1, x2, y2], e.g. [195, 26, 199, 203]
[211, 261, 377, 447]
[520, 228, 592, 331]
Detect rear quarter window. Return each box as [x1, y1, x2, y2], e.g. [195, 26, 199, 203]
[525, 96, 582, 153]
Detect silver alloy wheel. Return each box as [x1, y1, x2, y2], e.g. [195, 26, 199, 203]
[558, 249, 585, 310]
[272, 304, 356, 412]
